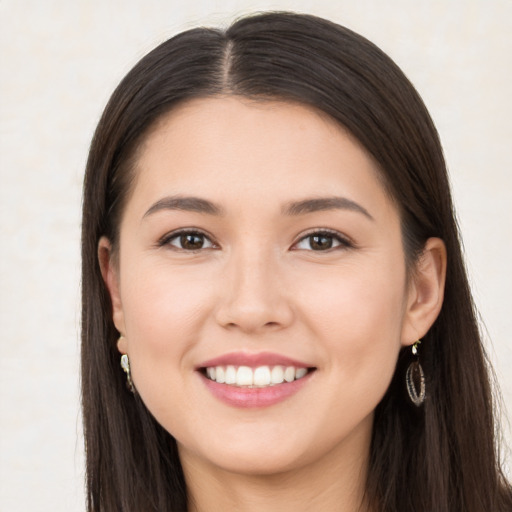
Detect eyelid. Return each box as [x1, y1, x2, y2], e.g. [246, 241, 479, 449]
[291, 228, 354, 251]
[157, 228, 219, 250]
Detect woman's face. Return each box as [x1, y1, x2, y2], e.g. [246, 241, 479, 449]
[105, 97, 421, 476]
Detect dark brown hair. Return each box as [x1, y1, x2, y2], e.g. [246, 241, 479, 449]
[81, 11, 512, 511]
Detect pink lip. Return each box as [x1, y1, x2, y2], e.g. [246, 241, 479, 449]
[196, 351, 316, 408]
[197, 351, 313, 369]
[199, 371, 314, 408]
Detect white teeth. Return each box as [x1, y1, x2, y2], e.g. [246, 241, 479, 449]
[207, 365, 310, 387]
[236, 366, 253, 386]
[216, 366, 225, 384]
[284, 366, 295, 383]
[225, 365, 236, 384]
[271, 365, 284, 384]
[295, 367, 308, 379]
[253, 366, 271, 386]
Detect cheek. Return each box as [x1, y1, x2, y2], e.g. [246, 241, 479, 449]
[118, 260, 216, 396]
[121, 259, 212, 339]
[289, 266, 406, 451]
[296, 259, 406, 385]
[301, 257, 405, 330]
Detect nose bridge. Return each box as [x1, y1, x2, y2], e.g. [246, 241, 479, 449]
[216, 241, 292, 332]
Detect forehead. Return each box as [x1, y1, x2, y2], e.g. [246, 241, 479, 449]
[128, 96, 395, 220]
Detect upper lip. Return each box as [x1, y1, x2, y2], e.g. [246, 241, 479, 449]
[197, 351, 314, 369]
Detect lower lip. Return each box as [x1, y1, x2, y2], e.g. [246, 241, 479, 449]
[200, 372, 313, 408]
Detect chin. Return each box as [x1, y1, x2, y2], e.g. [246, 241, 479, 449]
[194, 444, 310, 477]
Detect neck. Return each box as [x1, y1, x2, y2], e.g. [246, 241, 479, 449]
[181, 421, 372, 512]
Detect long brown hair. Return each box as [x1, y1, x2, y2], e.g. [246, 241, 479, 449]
[81, 11, 512, 511]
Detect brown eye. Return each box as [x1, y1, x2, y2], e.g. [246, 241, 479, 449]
[164, 231, 214, 251]
[294, 231, 351, 251]
[309, 234, 333, 250]
[180, 233, 205, 250]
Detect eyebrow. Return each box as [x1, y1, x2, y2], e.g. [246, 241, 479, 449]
[143, 195, 224, 218]
[143, 194, 373, 220]
[282, 196, 374, 220]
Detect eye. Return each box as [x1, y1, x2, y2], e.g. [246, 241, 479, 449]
[293, 230, 351, 251]
[161, 230, 215, 251]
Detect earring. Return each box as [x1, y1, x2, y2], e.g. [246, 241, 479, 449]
[120, 353, 135, 393]
[406, 340, 425, 406]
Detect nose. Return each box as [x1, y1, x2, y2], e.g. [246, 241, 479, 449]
[214, 246, 294, 334]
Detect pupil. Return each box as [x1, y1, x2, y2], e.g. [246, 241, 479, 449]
[181, 234, 203, 249]
[311, 235, 332, 250]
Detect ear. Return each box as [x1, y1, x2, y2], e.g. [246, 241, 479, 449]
[401, 237, 447, 345]
[98, 236, 126, 345]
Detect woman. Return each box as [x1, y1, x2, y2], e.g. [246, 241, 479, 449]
[81, 11, 512, 512]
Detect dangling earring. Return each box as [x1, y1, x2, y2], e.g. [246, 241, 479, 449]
[120, 353, 135, 393]
[406, 340, 425, 406]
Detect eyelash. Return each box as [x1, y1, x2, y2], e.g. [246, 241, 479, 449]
[158, 228, 353, 252]
[292, 229, 354, 252]
[158, 229, 217, 252]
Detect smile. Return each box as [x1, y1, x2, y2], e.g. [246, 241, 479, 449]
[197, 352, 316, 408]
[204, 365, 311, 387]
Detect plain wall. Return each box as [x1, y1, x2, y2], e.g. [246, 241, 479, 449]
[1, 1, 510, 510]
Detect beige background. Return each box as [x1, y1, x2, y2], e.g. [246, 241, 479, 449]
[1, 1, 511, 510]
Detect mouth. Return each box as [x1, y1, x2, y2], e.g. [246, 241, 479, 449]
[196, 352, 316, 408]
[200, 365, 315, 388]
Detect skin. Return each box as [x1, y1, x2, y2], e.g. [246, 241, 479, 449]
[99, 97, 446, 512]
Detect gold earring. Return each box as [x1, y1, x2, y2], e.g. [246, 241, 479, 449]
[406, 340, 425, 406]
[120, 353, 135, 393]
